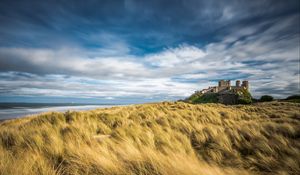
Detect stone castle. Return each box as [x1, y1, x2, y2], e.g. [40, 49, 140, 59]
[198, 80, 249, 94]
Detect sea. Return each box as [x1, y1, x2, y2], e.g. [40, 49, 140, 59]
[0, 103, 120, 120]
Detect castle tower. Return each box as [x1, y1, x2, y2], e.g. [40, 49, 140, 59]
[219, 80, 231, 87]
[242, 80, 249, 90]
[236, 80, 240, 87]
[218, 80, 225, 87]
[227, 80, 231, 87]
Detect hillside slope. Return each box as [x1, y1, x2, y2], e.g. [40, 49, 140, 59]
[0, 102, 299, 175]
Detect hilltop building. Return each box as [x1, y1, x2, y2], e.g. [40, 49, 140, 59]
[197, 80, 249, 94]
[186, 80, 252, 105]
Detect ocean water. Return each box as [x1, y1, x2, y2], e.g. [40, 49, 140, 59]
[0, 103, 119, 120]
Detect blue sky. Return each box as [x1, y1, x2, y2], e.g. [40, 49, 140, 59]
[0, 0, 299, 103]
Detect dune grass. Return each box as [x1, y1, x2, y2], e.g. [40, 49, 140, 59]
[0, 101, 299, 175]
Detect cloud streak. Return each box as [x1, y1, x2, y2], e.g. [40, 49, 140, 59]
[0, 0, 299, 102]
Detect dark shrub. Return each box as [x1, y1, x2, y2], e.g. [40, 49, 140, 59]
[238, 98, 252, 104]
[284, 95, 300, 103]
[260, 95, 274, 102]
[285, 95, 300, 100]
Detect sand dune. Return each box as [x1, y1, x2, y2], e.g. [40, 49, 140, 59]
[0, 101, 299, 175]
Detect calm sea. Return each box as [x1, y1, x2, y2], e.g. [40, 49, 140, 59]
[0, 103, 120, 120]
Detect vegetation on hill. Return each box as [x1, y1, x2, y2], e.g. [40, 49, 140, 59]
[283, 95, 300, 103]
[236, 88, 252, 104]
[0, 102, 299, 175]
[187, 92, 219, 104]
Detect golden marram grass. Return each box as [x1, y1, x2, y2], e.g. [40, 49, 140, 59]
[0, 101, 299, 175]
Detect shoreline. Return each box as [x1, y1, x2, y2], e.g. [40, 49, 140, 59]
[0, 104, 123, 121]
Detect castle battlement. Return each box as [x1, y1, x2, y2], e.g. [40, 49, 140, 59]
[199, 80, 249, 94]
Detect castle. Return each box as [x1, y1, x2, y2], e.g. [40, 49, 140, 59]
[198, 80, 249, 94]
[187, 80, 251, 105]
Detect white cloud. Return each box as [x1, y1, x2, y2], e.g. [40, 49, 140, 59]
[146, 45, 207, 67]
[0, 15, 299, 99]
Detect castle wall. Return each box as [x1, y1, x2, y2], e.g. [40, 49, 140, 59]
[218, 93, 238, 105]
[218, 86, 228, 92]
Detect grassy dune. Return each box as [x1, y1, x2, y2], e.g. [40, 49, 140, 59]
[0, 102, 299, 175]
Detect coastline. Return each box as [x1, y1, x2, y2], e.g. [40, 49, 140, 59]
[0, 104, 122, 121]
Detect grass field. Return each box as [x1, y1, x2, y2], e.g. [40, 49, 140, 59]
[0, 101, 299, 175]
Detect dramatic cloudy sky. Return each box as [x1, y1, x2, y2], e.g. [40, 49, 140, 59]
[0, 0, 299, 103]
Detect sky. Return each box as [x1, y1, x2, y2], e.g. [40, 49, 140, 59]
[0, 0, 299, 104]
